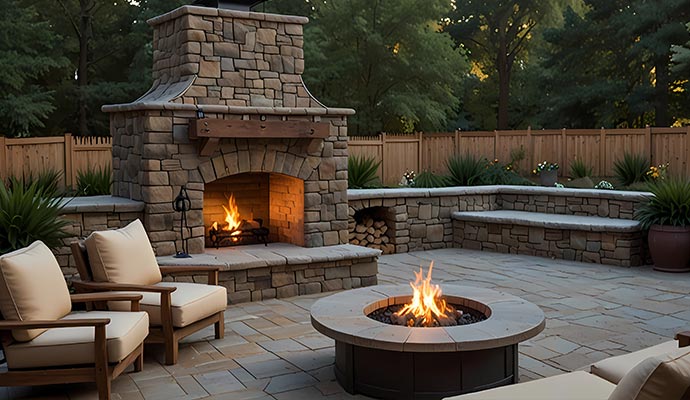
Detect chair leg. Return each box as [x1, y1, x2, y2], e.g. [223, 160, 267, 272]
[165, 338, 178, 365]
[94, 325, 111, 400]
[96, 374, 112, 400]
[134, 346, 144, 372]
[214, 311, 225, 340]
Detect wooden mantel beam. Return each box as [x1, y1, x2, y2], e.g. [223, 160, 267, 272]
[189, 118, 330, 140]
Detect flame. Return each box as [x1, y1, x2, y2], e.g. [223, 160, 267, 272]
[394, 262, 457, 327]
[222, 194, 242, 233]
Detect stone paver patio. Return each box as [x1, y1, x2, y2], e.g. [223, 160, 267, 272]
[4, 248, 690, 399]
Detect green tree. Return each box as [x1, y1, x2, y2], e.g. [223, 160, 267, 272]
[0, 0, 66, 136]
[446, 0, 581, 130]
[539, 0, 690, 128]
[301, 0, 467, 134]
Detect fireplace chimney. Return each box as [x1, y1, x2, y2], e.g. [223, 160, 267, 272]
[191, 0, 266, 11]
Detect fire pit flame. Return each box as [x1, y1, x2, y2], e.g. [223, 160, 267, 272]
[393, 262, 461, 327]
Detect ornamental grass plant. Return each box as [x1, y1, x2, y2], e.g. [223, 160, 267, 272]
[613, 152, 649, 187]
[635, 178, 690, 230]
[0, 178, 68, 253]
[77, 164, 112, 196]
[348, 155, 382, 189]
[446, 154, 485, 186]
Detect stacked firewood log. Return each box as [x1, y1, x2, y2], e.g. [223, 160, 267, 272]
[349, 217, 395, 254]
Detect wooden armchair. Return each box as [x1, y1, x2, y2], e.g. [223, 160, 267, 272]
[70, 219, 227, 365]
[0, 241, 149, 400]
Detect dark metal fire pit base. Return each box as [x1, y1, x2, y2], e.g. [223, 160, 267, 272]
[335, 342, 516, 400]
[310, 286, 545, 400]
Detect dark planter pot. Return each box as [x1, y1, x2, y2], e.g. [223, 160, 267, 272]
[648, 225, 690, 272]
[539, 170, 558, 187]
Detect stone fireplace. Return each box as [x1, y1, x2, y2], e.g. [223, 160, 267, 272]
[102, 5, 352, 256]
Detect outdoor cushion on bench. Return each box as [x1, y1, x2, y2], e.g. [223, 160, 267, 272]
[591, 340, 680, 384]
[444, 371, 616, 399]
[107, 282, 227, 327]
[5, 310, 148, 369]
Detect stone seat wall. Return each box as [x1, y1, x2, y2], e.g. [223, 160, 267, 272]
[452, 210, 645, 267]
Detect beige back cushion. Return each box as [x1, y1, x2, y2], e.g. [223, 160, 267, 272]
[608, 347, 690, 400]
[0, 241, 72, 342]
[84, 219, 162, 285]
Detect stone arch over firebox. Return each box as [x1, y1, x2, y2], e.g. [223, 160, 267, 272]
[197, 143, 319, 184]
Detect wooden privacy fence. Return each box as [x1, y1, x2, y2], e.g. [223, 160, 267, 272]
[0, 134, 112, 188]
[348, 127, 690, 186]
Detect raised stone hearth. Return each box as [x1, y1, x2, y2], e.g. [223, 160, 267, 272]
[102, 5, 353, 256]
[157, 243, 380, 303]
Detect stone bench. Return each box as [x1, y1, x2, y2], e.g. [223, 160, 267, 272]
[157, 243, 381, 303]
[452, 210, 644, 267]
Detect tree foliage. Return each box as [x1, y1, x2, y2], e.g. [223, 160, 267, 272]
[0, 0, 66, 136]
[300, 0, 468, 135]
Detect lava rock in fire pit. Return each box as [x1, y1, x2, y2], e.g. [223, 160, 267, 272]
[368, 303, 486, 327]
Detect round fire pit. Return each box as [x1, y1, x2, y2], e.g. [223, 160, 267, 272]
[310, 285, 545, 400]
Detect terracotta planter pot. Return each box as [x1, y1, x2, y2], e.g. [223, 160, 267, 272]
[648, 225, 690, 272]
[539, 169, 558, 187]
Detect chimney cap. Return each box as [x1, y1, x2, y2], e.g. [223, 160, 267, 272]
[192, 0, 266, 11]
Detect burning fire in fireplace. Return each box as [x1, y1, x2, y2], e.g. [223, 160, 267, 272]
[392, 262, 461, 327]
[209, 194, 270, 247]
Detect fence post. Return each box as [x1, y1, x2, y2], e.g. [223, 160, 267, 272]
[599, 126, 607, 176]
[561, 128, 567, 176]
[686, 126, 690, 177]
[645, 125, 652, 164]
[493, 130, 498, 160]
[64, 133, 73, 188]
[381, 132, 387, 185]
[527, 126, 533, 173]
[417, 131, 423, 173]
[454, 130, 460, 155]
[0, 136, 6, 182]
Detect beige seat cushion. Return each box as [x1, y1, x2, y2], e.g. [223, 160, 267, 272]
[0, 241, 72, 342]
[591, 340, 680, 384]
[444, 371, 615, 400]
[5, 311, 148, 369]
[84, 219, 162, 285]
[108, 282, 227, 328]
[608, 347, 690, 400]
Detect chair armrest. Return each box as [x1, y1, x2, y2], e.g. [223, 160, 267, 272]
[72, 281, 177, 293]
[0, 319, 110, 330]
[159, 266, 220, 285]
[675, 331, 690, 347]
[71, 293, 142, 312]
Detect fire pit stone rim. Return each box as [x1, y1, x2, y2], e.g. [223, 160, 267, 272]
[311, 284, 545, 353]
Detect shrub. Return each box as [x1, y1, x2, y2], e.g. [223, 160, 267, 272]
[413, 171, 449, 188]
[8, 168, 62, 195]
[0, 179, 68, 253]
[482, 160, 534, 186]
[446, 154, 485, 186]
[635, 178, 690, 230]
[348, 155, 381, 189]
[613, 153, 649, 187]
[77, 164, 112, 196]
[570, 158, 593, 179]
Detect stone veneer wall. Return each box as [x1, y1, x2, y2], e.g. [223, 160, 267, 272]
[348, 186, 649, 253]
[453, 221, 644, 266]
[164, 259, 378, 304]
[348, 191, 497, 253]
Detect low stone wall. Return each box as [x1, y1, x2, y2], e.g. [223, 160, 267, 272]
[157, 244, 380, 304]
[497, 187, 643, 219]
[348, 189, 496, 253]
[347, 186, 650, 254]
[57, 196, 145, 279]
[453, 220, 644, 267]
